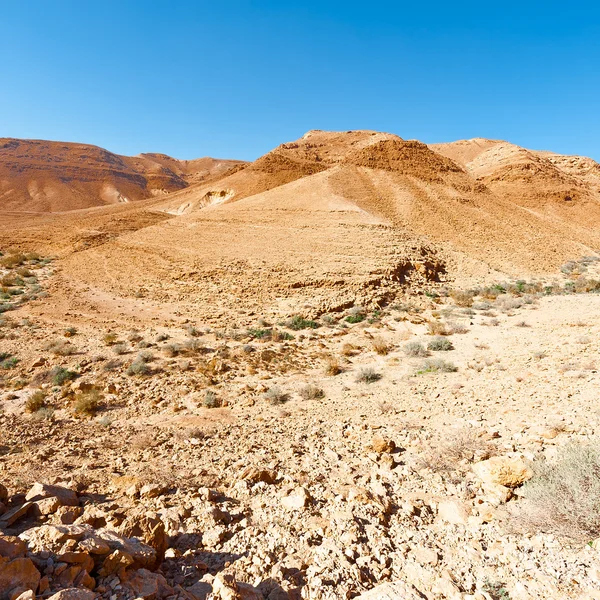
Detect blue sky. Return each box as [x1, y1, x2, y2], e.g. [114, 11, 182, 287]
[1, 1, 599, 161]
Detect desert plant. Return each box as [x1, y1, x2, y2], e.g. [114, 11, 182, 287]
[103, 332, 118, 346]
[428, 337, 454, 351]
[45, 339, 77, 356]
[247, 328, 271, 340]
[287, 316, 319, 330]
[324, 356, 341, 375]
[424, 428, 496, 472]
[156, 333, 169, 342]
[518, 443, 600, 540]
[404, 341, 429, 357]
[345, 313, 365, 324]
[112, 342, 128, 355]
[450, 289, 475, 307]
[73, 389, 101, 417]
[51, 366, 77, 385]
[372, 336, 390, 356]
[25, 390, 46, 413]
[103, 359, 122, 372]
[417, 358, 458, 374]
[0, 356, 19, 369]
[163, 343, 181, 357]
[32, 407, 55, 421]
[265, 385, 289, 405]
[203, 390, 220, 408]
[356, 367, 381, 383]
[299, 384, 325, 400]
[127, 360, 151, 376]
[427, 320, 451, 336]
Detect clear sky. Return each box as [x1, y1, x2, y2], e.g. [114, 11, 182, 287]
[1, 1, 599, 161]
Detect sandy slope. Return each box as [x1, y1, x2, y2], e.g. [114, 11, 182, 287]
[0, 138, 244, 212]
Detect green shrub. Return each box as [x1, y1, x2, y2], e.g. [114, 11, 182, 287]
[287, 316, 319, 330]
[51, 366, 77, 386]
[0, 356, 19, 369]
[203, 390, 220, 408]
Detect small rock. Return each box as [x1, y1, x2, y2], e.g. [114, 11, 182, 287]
[371, 434, 395, 453]
[355, 580, 424, 599]
[281, 487, 311, 510]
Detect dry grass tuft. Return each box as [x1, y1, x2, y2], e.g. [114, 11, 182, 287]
[372, 336, 390, 356]
[324, 356, 342, 375]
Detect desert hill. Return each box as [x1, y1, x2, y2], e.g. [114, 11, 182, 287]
[2, 130, 600, 322]
[0, 138, 244, 213]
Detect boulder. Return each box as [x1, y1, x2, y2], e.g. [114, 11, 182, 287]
[472, 456, 533, 488]
[120, 513, 167, 566]
[0, 484, 8, 503]
[0, 557, 41, 600]
[124, 568, 174, 599]
[0, 536, 27, 560]
[46, 589, 96, 600]
[19, 525, 90, 553]
[0, 503, 36, 527]
[25, 483, 79, 507]
[355, 580, 424, 599]
[96, 529, 156, 570]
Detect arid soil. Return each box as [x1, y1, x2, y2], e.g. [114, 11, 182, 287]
[1, 131, 600, 599]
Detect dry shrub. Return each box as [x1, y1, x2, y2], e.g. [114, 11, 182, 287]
[404, 341, 429, 357]
[424, 428, 496, 472]
[516, 443, 600, 540]
[265, 386, 289, 405]
[417, 358, 458, 374]
[447, 321, 469, 334]
[45, 339, 77, 356]
[356, 367, 381, 383]
[299, 384, 325, 400]
[372, 336, 390, 356]
[450, 289, 475, 307]
[73, 389, 101, 417]
[341, 343, 358, 357]
[131, 430, 159, 450]
[324, 356, 341, 375]
[427, 320, 451, 336]
[25, 390, 46, 413]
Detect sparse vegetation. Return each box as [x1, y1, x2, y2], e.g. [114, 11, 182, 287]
[51, 366, 78, 386]
[428, 336, 454, 351]
[73, 389, 101, 417]
[287, 315, 319, 330]
[417, 358, 458, 374]
[44, 339, 77, 356]
[25, 390, 46, 413]
[299, 384, 325, 400]
[356, 367, 381, 383]
[103, 332, 118, 346]
[371, 336, 390, 355]
[324, 356, 341, 375]
[518, 443, 600, 540]
[265, 385, 289, 405]
[203, 390, 220, 408]
[404, 341, 429, 357]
